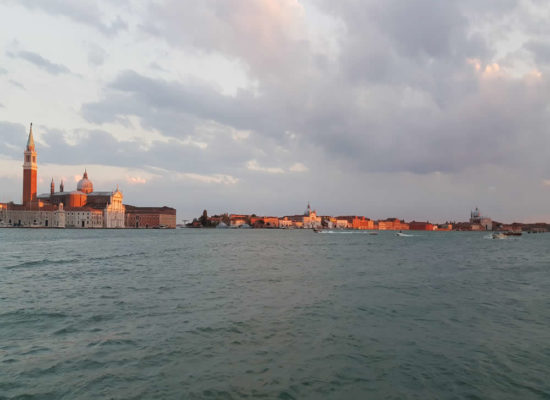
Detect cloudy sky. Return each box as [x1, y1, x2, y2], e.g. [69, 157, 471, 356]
[1, 0, 550, 222]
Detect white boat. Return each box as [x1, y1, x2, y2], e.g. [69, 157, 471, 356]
[492, 233, 507, 239]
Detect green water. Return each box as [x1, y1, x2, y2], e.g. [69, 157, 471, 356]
[1, 229, 549, 399]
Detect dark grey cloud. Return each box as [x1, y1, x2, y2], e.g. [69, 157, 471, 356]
[82, 70, 286, 139]
[7, 0, 127, 36]
[8, 50, 71, 75]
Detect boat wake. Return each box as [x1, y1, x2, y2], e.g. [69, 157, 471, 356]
[396, 233, 416, 237]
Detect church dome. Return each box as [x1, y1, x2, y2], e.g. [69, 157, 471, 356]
[77, 170, 93, 194]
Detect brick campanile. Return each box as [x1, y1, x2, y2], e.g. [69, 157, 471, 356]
[22, 123, 37, 205]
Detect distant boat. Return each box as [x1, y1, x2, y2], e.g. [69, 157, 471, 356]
[504, 231, 522, 236]
[492, 233, 507, 239]
[396, 232, 414, 237]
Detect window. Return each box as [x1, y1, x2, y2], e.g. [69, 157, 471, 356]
[26, 155, 30, 162]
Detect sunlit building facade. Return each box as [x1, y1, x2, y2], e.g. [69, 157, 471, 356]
[0, 124, 174, 228]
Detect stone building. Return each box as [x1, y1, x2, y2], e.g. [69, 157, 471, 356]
[125, 205, 176, 228]
[2, 123, 126, 228]
[280, 203, 322, 229]
[470, 207, 492, 231]
[2, 123, 177, 229]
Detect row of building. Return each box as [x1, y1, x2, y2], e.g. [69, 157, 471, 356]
[206, 206, 546, 233]
[197, 204, 452, 231]
[0, 124, 176, 229]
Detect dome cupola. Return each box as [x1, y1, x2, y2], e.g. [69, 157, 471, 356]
[77, 169, 93, 194]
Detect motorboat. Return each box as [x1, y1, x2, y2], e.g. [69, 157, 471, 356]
[492, 233, 507, 239]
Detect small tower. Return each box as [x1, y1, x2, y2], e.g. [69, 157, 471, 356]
[50, 178, 55, 195]
[22, 123, 37, 205]
[60, 180, 64, 193]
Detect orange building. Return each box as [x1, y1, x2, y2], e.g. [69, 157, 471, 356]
[378, 218, 409, 230]
[337, 216, 375, 230]
[409, 221, 436, 231]
[229, 214, 250, 227]
[250, 216, 279, 228]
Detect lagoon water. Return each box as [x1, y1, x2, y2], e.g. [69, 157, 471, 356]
[1, 229, 549, 399]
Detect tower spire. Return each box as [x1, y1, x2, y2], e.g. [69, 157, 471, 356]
[50, 178, 55, 195]
[26, 122, 35, 151]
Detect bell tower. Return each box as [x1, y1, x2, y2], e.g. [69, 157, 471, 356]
[22, 123, 37, 205]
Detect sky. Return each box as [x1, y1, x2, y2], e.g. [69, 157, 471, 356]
[1, 0, 550, 223]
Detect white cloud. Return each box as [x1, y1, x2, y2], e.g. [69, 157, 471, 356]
[246, 160, 285, 174]
[176, 172, 239, 185]
[289, 162, 308, 172]
[126, 176, 147, 185]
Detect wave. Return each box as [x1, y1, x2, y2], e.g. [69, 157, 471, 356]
[5, 258, 80, 269]
[319, 230, 376, 234]
[5, 250, 151, 269]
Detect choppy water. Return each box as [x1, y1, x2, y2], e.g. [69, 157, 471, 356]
[1, 229, 549, 399]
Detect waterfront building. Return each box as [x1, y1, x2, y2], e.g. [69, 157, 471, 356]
[0, 123, 175, 228]
[278, 217, 293, 228]
[437, 224, 452, 231]
[320, 216, 336, 229]
[229, 214, 250, 227]
[335, 218, 350, 229]
[281, 203, 322, 229]
[0, 203, 65, 228]
[65, 207, 104, 228]
[409, 221, 436, 231]
[125, 206, 177, 228]
[336, 216, 375, 230]
[470, 207, 492, 231]
[378, 218, 410, 231]
[250, 216, 279, 228]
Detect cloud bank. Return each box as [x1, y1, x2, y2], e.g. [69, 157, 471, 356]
[1, 0, 550, 221]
